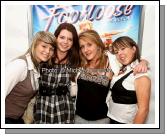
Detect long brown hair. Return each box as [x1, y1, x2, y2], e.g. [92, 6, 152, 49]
[79, 30, 107, 69]
[54, 23, 80, 67]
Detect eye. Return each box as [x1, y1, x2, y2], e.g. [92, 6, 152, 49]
[80, 45, 84, 49]
[113, 50, 118, 54]
[50, 47, 55, 52]
[68, 38, 73, 42]
[87, 43, 92, 47]
[120, 47, 125, 50]
[42, 45, 47, 48]
[60, 36, 64, 39]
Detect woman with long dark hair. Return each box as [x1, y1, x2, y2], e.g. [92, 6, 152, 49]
[34, 23, 80, 124]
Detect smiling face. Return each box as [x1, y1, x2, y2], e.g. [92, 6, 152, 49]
[111, 36, 140, 66]
[56, 29, 73, 54]
[79, 37, 99, 62]
[35, 41, 54, 63]
[114, 46, 136, 65]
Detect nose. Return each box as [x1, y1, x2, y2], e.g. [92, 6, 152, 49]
[83, 46, 88, 53]
[45, 47, 50, 54]
[64, 38, 68, 44]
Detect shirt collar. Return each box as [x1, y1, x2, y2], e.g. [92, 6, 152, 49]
[126, 60, 139, 71]
[25, 53, 39, 74]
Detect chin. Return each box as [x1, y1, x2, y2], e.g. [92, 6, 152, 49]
[85, 57, 92, 61]
[61, 49, 69, 53]
[41, 58, 49, 62]
[120, 61, 128, 65]
[123, 62, 130, 65]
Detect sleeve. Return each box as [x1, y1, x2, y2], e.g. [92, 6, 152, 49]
[5, 59, 27, 97]
[70, 81, 78, 97]
[134, 71, 150, 80]
[106, 51, 121, 76]
[69, 72, 80, 97]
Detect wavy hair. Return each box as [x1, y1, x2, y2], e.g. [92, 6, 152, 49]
[79, 30, 107, 69]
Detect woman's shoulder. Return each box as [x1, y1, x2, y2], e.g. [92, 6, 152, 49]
[7, 58, 27, 68]
[6, 58, 28, 78]
[134, 71, 150, 79]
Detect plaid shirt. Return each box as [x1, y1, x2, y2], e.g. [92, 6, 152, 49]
[34, 63, 75, 124]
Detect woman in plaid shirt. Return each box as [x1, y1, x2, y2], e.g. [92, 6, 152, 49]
[34, 23, 80, 123]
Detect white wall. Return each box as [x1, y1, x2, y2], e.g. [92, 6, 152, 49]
[5, 5, 29, 64]
[141, 6, 155, 124]
[4, 5, 156, 124]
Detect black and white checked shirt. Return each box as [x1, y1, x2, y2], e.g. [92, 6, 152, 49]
[34, 63, 75, 124]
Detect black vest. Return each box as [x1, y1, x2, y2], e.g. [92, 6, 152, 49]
[110, 70, 137, 104]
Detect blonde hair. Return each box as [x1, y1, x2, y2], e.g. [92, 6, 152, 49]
[79, 30, 107, 69]
[26, 31, 56, 69]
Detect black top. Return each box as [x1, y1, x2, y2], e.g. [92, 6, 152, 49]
[76, 71, 110, 120]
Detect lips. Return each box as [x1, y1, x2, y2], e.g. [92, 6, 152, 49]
[118, 54, 124, 59]
[120, 57, 125, 61]
[85, 53, 90, 56]
[85, 53, 91, 57]
[60, 43, 70, 48]
[41, 53, 49, 59]
[84, 53, 93, 60]
[61, 45, 68, 49]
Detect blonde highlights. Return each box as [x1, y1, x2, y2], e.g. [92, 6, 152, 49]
[27, 31, 56, 69]
[79, 30, 107, 69]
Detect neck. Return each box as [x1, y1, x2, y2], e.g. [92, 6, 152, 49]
[87, 58, 99, 68]
[56, 50, 68, 64]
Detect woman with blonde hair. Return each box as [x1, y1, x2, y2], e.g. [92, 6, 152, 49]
[34, 23, 81, 124]
[75, 30, 113, 123]
[5, 31, 56, 124]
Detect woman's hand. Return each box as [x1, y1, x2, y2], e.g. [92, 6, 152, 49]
[133, 59, 149, 75]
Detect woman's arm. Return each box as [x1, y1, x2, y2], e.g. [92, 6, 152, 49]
[133, 76, 151, 124]
[133, 59, 149, 75]
[105, 50, 121, 76]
